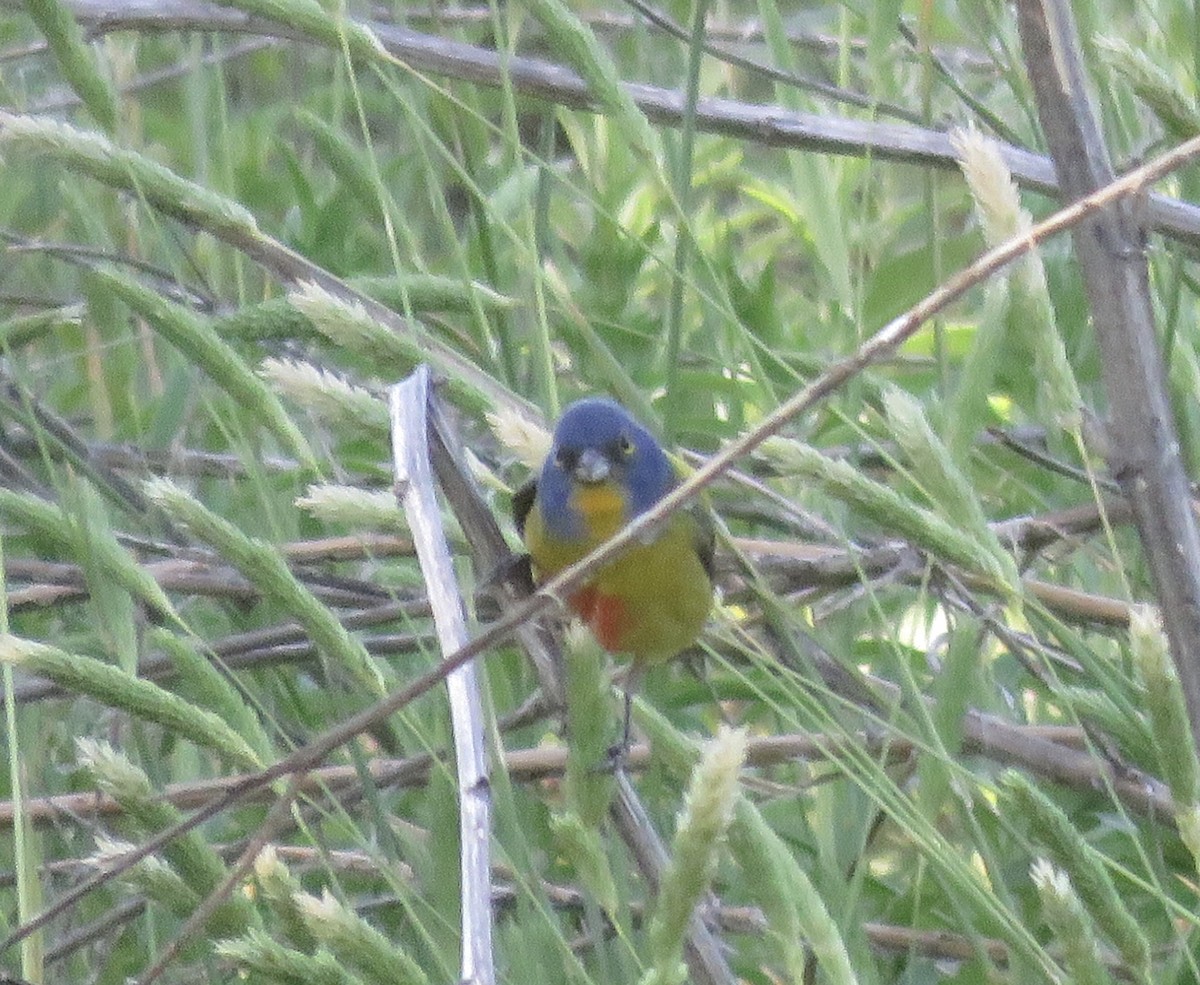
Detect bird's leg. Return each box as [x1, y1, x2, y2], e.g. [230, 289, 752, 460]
[622, 686, 634, 753]
[601, 692, 632, 774]
[603, 664, 642, 773]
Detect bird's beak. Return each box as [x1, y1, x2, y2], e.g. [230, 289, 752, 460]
[573, 448, 610, 484]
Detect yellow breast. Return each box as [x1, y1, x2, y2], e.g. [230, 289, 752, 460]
[570, 483, 628, 541]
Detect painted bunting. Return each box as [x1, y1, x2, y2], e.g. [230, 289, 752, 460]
[512, 397, 714, 742]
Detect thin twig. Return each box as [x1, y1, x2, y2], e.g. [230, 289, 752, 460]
[0, 722, 1151, 831]
[621, 0, 924, 124]
[25, 37, 274, 115]
[1, 428, 302, 477]
[0, 370, 185, 542]
[134, 774, 304, 985]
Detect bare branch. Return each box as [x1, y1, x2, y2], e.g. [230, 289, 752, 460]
[390, 369, 494, 985]
[10, 0, 1200, 245]
[1016, 0, 1200, 748]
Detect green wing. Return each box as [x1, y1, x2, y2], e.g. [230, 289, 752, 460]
[668, 458, 715, 582]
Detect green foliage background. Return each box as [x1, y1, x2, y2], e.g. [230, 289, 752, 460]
[1, 1, 1199, 983]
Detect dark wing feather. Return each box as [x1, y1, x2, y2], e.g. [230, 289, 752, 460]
[512, 476, 538, 537]
[689, 503, 717, 582]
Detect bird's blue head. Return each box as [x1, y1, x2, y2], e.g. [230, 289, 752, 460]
[537, 397, 676, 541]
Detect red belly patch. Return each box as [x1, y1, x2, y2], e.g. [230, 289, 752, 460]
[570, 586, 628, 653]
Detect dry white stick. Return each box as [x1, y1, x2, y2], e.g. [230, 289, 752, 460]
[390, 366, 494, 985]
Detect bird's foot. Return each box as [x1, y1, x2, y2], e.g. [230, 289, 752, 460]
[601, 739, 631, 775]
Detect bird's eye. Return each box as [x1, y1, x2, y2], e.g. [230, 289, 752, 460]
[617, 434, 635, 457]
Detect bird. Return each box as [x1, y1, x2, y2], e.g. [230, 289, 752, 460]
[512, 396, 714, 749]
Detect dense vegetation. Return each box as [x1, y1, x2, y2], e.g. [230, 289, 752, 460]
[2, 1, 1200, 983]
